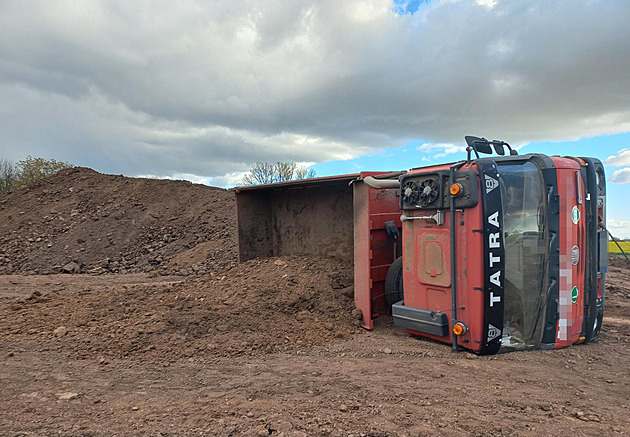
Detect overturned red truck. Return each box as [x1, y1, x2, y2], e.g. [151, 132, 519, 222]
[235, 136, 608, 354]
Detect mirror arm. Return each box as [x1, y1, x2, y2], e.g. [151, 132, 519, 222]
[507, 144, 517, 155]
[502, 142, 518, 156]
[466, 146, 479, 164]
[490, 140, 519, 156]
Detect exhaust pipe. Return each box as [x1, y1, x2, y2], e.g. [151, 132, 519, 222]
[363, 176, 400, 189]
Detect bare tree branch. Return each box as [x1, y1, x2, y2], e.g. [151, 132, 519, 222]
[241, 162, 316, 185]
[0, 158, 17, 196]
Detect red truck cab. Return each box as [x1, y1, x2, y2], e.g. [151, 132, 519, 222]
[391, 143, 607, 354]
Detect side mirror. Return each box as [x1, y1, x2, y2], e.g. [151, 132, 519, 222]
[493, 143, 505, 155]
[491, 139, 517, 156]
[465, 136, 492, 155]
[474, 140, 493, 155]
[465, 136, 517, 162]
[464, 136, 482, 148]
[465, 135, 492, 161]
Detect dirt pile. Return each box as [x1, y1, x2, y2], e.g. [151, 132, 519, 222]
[0, 168, 362, 361]
[606, 256, 630, 319]
[0, 167, 236, 275]
[0, 255, 359, 362]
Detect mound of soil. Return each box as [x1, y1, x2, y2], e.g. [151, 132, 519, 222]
[0, 255, 358, 362]
[606, 256, 630, 319]
[0, 168, 363, 361]
[0, 167, 236, 275]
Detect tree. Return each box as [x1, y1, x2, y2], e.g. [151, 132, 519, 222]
[274, 162, 298, 182]
[14, 156, 73, 190]
[241, 162, 316, 185]
[294, 165, 316, 180]
[0, 156, 73, 196]
[241, 162, 278, 185]
[0, 158, 17, 196]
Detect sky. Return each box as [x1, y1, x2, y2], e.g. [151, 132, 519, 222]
[1, 0, 629, 236]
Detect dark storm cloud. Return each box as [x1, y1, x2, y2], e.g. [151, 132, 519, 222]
[1, 0, 629, 181]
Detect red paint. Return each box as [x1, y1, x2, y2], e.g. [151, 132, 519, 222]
[400, 162, 486, 352]
[551, 157, 587, 349]
[353, 172, 402, 329]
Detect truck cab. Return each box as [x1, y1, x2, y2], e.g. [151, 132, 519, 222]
[391, 140, 607, 354]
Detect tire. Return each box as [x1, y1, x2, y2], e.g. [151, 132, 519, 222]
[384, 256, 404, 308]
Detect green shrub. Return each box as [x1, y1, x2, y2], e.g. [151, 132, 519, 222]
[0, 156, 73, 196]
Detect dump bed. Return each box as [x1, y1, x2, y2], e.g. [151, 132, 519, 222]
[235, 173, 402, 329]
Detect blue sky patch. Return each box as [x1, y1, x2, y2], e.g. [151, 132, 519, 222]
[312, 132, 630, 237]
[393, 0, 427, 15]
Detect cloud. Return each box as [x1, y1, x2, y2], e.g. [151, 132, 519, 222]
[417, 142, 466, 159]
[606, 144, 630, 185]
[134, 173, 213, 185]
[609, 168, 630, 184]
[476, 0, 498, 8]
[607, 218, 630, 240]
[605, 148, 630, 167]
[1, 0, 630, 185]
[211, 171, 250, 188]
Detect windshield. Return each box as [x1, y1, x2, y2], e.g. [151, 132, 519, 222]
[497, 161, 549, 351]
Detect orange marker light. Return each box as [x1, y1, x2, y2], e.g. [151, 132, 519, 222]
[449, 183, 463, 196]
[452, 321, 467, 336]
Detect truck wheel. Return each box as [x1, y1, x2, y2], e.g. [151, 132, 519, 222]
[384, 256, 404, 308]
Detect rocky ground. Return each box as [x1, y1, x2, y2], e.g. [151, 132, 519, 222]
[0, 169, 628, 436]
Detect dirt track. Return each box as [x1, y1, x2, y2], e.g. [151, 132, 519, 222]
[0, 268, 628, 437]
[0, 170, 628, 436]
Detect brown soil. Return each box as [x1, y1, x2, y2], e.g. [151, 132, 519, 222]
[0, 170, 628, 436]
[0, 255, 357, 363]
[0, 167, 236, 276]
